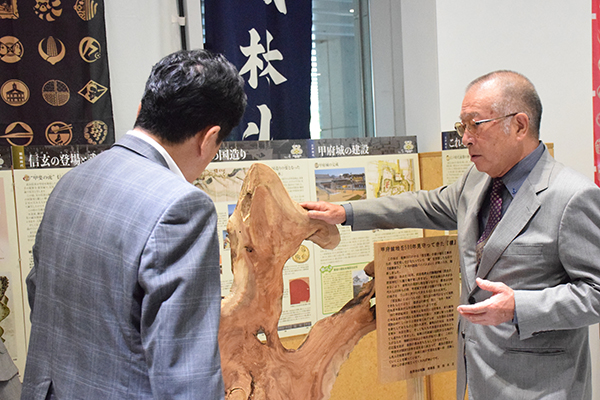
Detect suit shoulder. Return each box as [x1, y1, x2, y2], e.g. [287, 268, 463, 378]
[550, 162, 598, 191]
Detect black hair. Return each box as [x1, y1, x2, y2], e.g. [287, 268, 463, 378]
[134, 49, 247, 144]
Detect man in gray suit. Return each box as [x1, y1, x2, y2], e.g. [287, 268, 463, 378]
[22, 49, 246, 399]
[303, 70, 600, 399]
[0, 340, 21, 399]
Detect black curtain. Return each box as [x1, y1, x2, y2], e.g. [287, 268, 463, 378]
[0, 0, 115, 146]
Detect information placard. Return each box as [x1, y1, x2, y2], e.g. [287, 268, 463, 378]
[441, 148, 472, 185]
[375, 235, 459, 383]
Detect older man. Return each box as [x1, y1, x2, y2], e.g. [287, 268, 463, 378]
[303, 70, 600, 399]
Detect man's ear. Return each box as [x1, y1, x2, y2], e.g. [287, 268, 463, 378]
[513, 112, 530, 139]
[199, 126, 221, 154]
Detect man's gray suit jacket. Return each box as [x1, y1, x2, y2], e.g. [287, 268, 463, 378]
[350, 146, 600, 399]
[0, 340, 21, 399]
[22, 135, 225, 399]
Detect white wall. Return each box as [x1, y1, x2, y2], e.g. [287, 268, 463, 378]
[370, 0, 441, 147]
[436, 0, 593, 180]
[370, 0, 594, 180]
[105, 0, 182, 138]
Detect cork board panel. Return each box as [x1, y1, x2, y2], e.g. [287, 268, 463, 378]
[282, 331, 455, 400]
[281, 332, 411, 400]
[419, 151, 452, 239]
[418, 152, 444, 190]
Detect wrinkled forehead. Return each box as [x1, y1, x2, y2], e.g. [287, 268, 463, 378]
[459, 83, 498, 121]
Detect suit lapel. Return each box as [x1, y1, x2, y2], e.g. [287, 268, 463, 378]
[462, 176, 490, 293]
[473, 150, 554, 285]
[475, 181, 541, 280]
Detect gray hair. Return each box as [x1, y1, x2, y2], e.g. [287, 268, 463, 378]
[467, 70, 542, 138]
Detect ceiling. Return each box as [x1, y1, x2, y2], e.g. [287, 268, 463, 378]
[312, 0, 357, 40]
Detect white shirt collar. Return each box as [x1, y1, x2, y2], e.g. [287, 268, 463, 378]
[126, 130, 186, 181]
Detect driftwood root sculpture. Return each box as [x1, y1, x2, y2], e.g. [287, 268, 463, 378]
[219, 163, 376, 400]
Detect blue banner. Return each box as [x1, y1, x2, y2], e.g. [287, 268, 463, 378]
[204, 0, 311, 141]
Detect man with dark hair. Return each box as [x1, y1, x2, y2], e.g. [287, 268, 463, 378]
[303, 70, 600, 399]
[22, 49, 246, 399]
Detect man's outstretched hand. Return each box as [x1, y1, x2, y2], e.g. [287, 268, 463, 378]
[300, 201, 347, 225]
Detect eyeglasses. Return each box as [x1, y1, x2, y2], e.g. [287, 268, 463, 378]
[454, 112, 519, 138]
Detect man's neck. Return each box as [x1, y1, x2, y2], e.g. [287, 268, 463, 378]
[130, 128, 194, 182]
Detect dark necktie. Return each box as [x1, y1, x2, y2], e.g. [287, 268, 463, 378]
[476, 178, 503, 263]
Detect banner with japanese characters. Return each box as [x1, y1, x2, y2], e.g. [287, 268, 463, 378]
[204, 0, 311, 141]
[0, 0, 115, 147]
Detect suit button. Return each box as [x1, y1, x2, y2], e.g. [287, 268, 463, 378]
[468, 296, 476, 304]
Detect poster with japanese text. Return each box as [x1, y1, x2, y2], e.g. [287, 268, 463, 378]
[593, 0, 600, 186]
[0, 150, 28, 375]
[13, 168, 71, 334]
[310, 154, 423, 321]
[442, 149, 472, 185]
[198, 136, 421, 336]
[194, 158, 318, 337]
[9, 137, 420, 349]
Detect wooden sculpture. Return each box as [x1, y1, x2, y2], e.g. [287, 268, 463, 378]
[220, 163, 376, 400]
